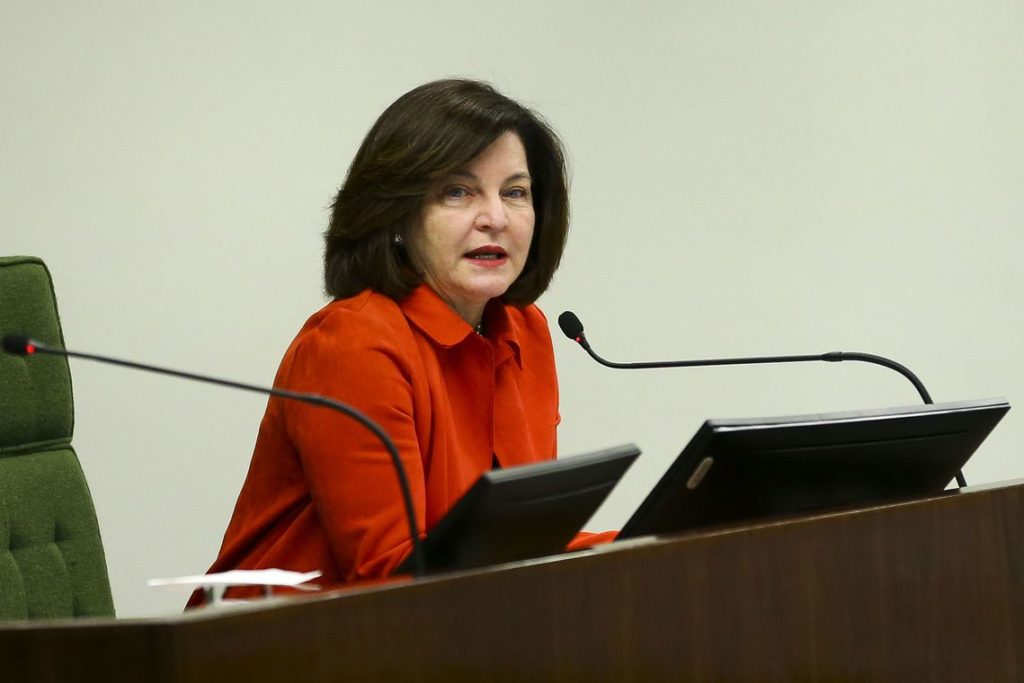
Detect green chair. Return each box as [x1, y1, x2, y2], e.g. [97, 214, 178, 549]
[0, 255, 114, 619]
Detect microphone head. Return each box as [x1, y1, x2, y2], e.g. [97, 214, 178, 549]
[2, 333, 36, 355]
[557, 311, 584, 341]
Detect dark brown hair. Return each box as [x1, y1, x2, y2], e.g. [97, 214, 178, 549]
[324, 79, 569, 305]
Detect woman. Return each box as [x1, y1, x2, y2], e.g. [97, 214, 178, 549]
[200, 79, 600, 594]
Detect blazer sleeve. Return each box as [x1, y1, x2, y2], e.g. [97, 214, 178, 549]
[278, 311, 426, 581]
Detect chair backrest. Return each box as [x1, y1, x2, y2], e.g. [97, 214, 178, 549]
[0, 255, 115, 619]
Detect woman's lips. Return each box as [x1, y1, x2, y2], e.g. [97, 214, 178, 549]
[464, 246, 508, 267]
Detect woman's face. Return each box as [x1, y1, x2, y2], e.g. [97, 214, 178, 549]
[407, 131, 535, 325]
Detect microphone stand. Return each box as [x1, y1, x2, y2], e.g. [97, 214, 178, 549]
[557, 312, 964, 488]
[2, 334, 425, 576]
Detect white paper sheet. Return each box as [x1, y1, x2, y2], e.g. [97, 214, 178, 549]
[147, 569, 322, 589]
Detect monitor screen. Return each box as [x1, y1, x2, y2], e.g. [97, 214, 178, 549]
[396, 443, 639, 575]
[619, 398, 1009, 540]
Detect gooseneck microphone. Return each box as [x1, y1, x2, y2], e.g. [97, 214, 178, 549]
[557, 311, 966, 487]
[2, 332, 425, 576]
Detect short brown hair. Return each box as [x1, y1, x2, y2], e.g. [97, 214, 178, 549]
[324, 79, 569, 305]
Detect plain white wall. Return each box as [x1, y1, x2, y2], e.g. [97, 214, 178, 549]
[3, 1, 1022, 618]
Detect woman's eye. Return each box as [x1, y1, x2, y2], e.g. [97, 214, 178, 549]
[504, 187, 529, 199]
[444, 186, 469, 199]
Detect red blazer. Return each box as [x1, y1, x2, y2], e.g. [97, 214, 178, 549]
[200, 285, 566, 594]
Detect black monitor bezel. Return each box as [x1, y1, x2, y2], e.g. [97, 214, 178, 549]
[396, 443, 640, 575]
[619, 398, 1009, 540]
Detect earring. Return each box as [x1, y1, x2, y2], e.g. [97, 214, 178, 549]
[393, 233, 404, 246]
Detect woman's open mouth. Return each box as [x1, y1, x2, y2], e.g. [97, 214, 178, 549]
[464, 246, 509, 266]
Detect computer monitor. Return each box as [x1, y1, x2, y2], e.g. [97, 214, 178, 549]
[396, 443, 639, 575]
[619, 398, 1009, 540]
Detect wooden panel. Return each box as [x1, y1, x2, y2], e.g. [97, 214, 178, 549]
[4, 481, 1023, 681]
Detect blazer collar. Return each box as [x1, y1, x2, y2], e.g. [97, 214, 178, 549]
[400, 285, 523, 367]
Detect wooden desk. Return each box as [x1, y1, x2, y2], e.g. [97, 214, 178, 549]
[4, 480, 1023, 681]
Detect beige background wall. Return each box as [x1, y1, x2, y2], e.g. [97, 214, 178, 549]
[3, 1, 1022, 617]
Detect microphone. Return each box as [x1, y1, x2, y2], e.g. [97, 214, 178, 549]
[1, 332, 425, 576]
[2, 332, 35, 355]
[557, 311, 966, 487]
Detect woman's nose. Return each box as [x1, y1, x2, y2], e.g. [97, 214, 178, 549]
[474, 193, 510, 231]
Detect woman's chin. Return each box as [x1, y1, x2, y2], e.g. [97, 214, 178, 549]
[454, 273, 517, 302]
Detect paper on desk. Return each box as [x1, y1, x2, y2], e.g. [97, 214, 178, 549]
[147, 569, 322, 590]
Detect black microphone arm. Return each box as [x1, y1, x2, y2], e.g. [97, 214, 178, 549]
[2, 332, 425, 577]
[556, 311, 965, 488]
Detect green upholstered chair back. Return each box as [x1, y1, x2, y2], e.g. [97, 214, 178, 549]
[0, 255, 114, 619]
